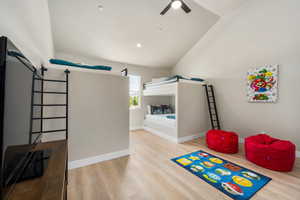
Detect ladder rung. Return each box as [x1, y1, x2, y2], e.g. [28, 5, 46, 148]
[34, 91, 67, 94]
[33, 104, 67, 107]
[32, 116, 67, 120]
[34, 78, 67, 83]
[32, 129, 67, 134]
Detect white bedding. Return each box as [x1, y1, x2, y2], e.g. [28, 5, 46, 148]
[145, 114, 176, 127]
[144, 79, 205, 90]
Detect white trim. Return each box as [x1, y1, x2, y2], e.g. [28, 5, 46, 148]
[143, 126, 178, 143]
[177, 132, 206, 143]
[130, 126, 143, 131]
[239, 137, 245, 144]
[143, 126, 205, 144]
[143, 128, 300, 158]
[68, 149, 130, 169]
[129, 106, 142, 110]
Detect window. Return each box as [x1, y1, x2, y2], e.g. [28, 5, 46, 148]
[129, 75, 141, 108]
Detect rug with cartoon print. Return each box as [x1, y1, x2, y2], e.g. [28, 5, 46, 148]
[172, 150, 271, 200]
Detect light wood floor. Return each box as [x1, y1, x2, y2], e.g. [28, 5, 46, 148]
[68, 130, 300, 200]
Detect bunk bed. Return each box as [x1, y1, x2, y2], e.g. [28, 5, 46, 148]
[143, 75, 205, 96]
[143, 76, 209, 143]
[144, 75, 204, 88]
[145, 113, 176, 127]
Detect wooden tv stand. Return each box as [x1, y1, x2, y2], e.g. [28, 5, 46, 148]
[8, 140, 68, 200]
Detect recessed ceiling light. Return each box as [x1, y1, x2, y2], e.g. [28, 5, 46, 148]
[157, 26, 164, 31]
[137, 43, 142, 48]
[171, 0, 182, 10]
[98, 5, 104, 11]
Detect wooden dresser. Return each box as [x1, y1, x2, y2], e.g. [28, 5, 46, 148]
[8, 140, 68, 200]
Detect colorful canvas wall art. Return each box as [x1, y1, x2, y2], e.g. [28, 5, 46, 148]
[247, 65, 278, 103]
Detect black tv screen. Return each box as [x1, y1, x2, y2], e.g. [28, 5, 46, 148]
[0, 37, 43, 199]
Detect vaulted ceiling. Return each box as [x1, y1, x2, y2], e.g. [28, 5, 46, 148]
[194, 0, 245, 16]
[48, 0, 245, 68]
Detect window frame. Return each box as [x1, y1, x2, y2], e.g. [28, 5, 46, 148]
[128, 74, 142, 109]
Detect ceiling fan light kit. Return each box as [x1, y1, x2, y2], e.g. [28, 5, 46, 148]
[160, 0, 192, 15]
[171, 0, 182, 9]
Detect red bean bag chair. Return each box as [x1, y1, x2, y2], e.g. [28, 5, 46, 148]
[245, 134, 296, 172]
[206, 130, 239, 154]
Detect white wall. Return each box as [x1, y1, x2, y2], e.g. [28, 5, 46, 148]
[54, 52, 172, 130]
[0, 0, 54, 67]
[177, 83, 209, 138]
[42, 68, 129, 162]
[173, 0, 300, 150]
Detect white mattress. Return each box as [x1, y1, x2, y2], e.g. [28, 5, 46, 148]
[144, 79, 205, 90]
[145, 114, 176, 127]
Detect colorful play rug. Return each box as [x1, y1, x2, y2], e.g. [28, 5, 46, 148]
[171, 150, 272, 200]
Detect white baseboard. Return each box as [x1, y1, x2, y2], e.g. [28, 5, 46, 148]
[143, 128, 300, 158]
[239, 137, 245, 144]
[130, 126, 143, 131]
[143, 126, 178, 143]
[177, 132, 206, 143]
[143, 126, 205, 144]
[68, 149, 130, 169]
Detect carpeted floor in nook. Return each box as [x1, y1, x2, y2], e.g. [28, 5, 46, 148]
[68, 130, 300, 200]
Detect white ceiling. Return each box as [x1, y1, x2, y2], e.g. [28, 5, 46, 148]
[194, 0, 246, 16]
[48, 0, 219, 68]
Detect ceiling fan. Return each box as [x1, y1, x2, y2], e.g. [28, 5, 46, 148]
[160, 0, 192, 15]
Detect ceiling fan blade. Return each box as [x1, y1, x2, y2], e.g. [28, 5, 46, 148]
[181, 1, 191, 13]
[160, 2, 172, 15]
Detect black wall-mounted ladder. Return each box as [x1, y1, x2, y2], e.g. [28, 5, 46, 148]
[29, 66, 70, 192]
[29, 67, 70, 143]
[204, 85, 221, 130]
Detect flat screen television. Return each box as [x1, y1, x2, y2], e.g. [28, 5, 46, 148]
[0, 36, 48, 199]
